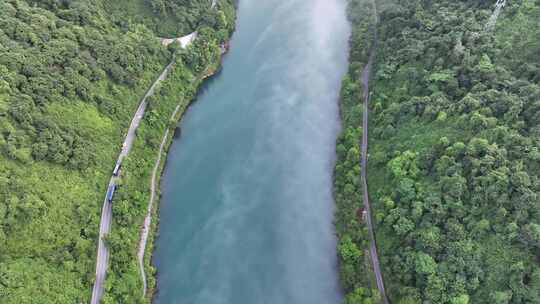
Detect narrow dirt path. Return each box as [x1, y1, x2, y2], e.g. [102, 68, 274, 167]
[137, 102, 182, 296]
[137, 2, 219, 298]
[359, 0, 389, 303]
[137, 34, 199, 297]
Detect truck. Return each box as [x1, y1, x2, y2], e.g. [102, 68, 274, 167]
[113, 163, 122, 176]
[107, 184, 116, 203]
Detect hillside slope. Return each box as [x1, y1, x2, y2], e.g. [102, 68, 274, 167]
[0, 0, 234, 302]
[335, 0, 540, 303]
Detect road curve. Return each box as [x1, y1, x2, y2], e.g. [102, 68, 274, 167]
[359, 1, 389, 303]
[90, 59, 175, 304]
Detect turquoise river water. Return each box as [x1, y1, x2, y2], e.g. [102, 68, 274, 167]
[154, 0, 351, 303]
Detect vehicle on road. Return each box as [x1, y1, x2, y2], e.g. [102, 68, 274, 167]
[113, 163, 121, 176]
[106, 184, 116, 203]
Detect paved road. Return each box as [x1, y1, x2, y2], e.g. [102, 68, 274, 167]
[486, 0, 506, 31]
[90, 60, 175, 304]
[360, 52, 389, 304]
[359, 1, 389, 303]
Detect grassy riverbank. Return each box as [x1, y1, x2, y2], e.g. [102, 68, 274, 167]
[103, 4, 236, 303]
[337, 0, 540, 303]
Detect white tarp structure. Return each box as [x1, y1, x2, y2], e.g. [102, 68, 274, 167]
[161, 31, 198, 48]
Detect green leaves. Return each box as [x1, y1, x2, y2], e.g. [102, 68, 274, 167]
[344, 287, 381, 304]
[0, 0, 237, 303]
[337, 0, 540, 303]
[340, 235, 363, 264]
[415, 252, 437, 275]
[388, 150, 419, 180]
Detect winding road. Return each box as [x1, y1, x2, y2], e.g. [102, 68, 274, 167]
[90, 30, 198, 303]
[359, 1, 389, 303]
[90, 59, 175, 304]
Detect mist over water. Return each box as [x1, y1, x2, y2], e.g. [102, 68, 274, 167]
[154, 0, 351, 303]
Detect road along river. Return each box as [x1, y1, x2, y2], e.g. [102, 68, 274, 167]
[153, 0, 351, 303]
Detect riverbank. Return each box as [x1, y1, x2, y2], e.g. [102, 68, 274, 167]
[143, 52, 230, 301]
[152, 0, 350, 302]
[333, 0, 381, 302]
[137, 30, 231, 298]
[101, 3, 237, 302]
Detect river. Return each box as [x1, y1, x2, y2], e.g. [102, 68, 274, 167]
[153, 0, 351, 303]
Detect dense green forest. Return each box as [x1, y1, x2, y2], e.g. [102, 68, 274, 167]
[104, 0, 229, 37]
[335, 0, 540, 303]
[0, 0, 234, 302]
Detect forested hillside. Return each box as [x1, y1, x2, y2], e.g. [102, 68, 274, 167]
[0, 0, 234, 302]
[336, 0, 540, 303]
[104, 0, 226, 37]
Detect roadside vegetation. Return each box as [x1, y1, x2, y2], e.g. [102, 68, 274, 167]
[334, 0, 380, 303]
[104, 0, 230, 38]
[336, 0, 540, 303]
[104, 11, 235, 304]
[0, 0, 234, 302]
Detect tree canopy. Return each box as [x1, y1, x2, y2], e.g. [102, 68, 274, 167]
[0, 0, 235, 302]
[335, 0, 540, 303]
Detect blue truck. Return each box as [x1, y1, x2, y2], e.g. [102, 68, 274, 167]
[107, 184, 117, 203]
